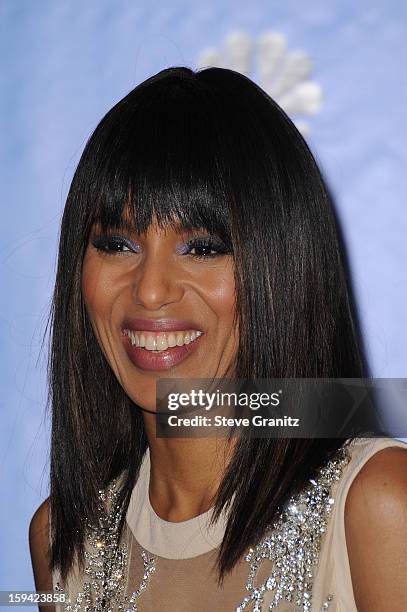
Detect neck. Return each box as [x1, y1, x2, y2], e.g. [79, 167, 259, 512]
[142, 412, 236, 522]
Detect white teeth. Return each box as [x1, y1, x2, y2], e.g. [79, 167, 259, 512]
[167, 333, 177, 348]
[156, 334, 168, 351]
[125, 329, 203, 351]
[129, 331, 139, 347]
[145, 336, 156, 350]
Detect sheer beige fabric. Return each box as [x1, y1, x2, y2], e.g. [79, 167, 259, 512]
[51, 437, 407, 611]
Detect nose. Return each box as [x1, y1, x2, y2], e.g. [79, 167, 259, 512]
[131, 251, 185, 311]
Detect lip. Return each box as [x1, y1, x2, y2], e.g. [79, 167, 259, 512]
[120, 318, 205, 371]
[121, 317, 204, 333]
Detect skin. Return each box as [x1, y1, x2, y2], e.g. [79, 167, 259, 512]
[81, 213, 239, 520]
[345, 446, 407, 610]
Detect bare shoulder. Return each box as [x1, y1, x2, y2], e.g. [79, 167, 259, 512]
[29, 497, 53, 592]
[345, 445, 407, 611]
[29, 497, 50, 535]
[346, 445, 407, 514]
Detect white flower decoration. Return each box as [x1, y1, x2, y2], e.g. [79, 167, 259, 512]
[197, 30, 323, 135]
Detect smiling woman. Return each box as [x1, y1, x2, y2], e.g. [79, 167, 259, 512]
[28, 66, 407, 611]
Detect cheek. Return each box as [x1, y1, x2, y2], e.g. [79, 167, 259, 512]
[213, 284, 236, 320]
[202, 268, 237, 323]
[81, 255, 116, 325]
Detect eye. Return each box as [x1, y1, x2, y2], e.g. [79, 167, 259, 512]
[181, 237, 231, 260]
[90, 235, 137, 256]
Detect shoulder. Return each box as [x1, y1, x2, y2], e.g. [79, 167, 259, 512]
[345, 443, 407, 516]
[29, 497, 53, 591]
[344, 444, 407, 611]
[29, 497, 50, 534]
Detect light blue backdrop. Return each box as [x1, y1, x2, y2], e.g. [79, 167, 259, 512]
[1, 0, 406, 591]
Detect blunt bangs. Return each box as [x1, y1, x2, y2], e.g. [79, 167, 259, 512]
[85, 73, 236, 247]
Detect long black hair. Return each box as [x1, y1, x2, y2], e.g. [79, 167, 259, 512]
[47, 66, 371, 583]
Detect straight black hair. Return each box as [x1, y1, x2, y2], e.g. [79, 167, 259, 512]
[47, 66, 371, 583]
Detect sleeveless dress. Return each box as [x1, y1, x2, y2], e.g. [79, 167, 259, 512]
[51, 436, 407, 611]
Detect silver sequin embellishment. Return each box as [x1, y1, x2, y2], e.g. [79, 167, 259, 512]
[54, 478, 156, 611]
[236, 446, 350, 611]
[55, 445, 350, 611]
[321, 593, 334, 610]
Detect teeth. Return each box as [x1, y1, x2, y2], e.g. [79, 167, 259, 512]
[125, 329, 203, 351]
[156, 334, 168, 351]
[129, 331, 139, 347]
[145, 335, 156, 350]
[167, 333, 177, 348]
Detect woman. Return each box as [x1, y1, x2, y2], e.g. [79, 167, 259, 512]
[29, 66, 407, 611]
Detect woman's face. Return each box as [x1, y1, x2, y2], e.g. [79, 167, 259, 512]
[82, 213, 239, 411]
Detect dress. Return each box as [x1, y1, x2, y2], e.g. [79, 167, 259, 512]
[51, 436, 407, 611]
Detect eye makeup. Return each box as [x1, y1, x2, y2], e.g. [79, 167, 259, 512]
[90, 234, 139, 255]
[175, 236, 230, 258]
[89, 226, 231, 260]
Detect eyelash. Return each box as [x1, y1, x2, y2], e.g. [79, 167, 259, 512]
[181, 237, 230, 259]
[90, 234, 230, 260]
